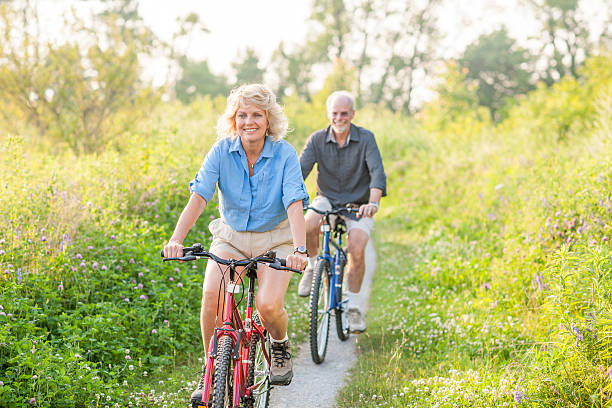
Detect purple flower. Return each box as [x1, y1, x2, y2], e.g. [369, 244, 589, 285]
[17, 268, 22, 284]
[513, 391, 526, 404]
[0, 380, 3, 386]
[92, 262, 98, 269]
[138, 272, 144, 277]
[110, 235, 116, 240]
[169, 277, 174, 281]
[79, 261, 86, 268]
[75, 354, 81, 358]
[41, 236, 47, 242]
[0, 312, 5, 317]
[0, 250, 4, 256]
[76, 253, 82, 259]
[164, 319, 169, 326]
[136, 283, 143, 289]
[177, 282, 183, 288]
[124, 298, 130, 303]
[151, 329, 157, 334]
[129, 258, 135, 264]
[139, 294, 147, 300]
[0, 238, 4, 244]
[0, 305, 3, 310]
[174, 268, 180, 273]
[58, 283, 64, 291]
[30, 398, 36, 405]
[101, 265, 107, 270]
[125, 355, 131, 360]
[87, 245, 93, 250]
[70, 266, 77, 272]
[483, 282, 491, 290]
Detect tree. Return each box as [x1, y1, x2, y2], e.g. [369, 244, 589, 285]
[0, 3, 156, 153]
[460, 27, 536, 120]
[269, 42, 316, 100]
[525, 0, 612, 84]
[231, 47, 265, 86]
[175, 57, 230, 104]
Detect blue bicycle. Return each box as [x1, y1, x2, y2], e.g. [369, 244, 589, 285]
[306, 206, 359, 364]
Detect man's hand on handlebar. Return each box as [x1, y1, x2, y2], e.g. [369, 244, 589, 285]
[357, 203, 378, 218]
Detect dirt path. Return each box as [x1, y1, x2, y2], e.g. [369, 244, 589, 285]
[270, 241, 377, 407]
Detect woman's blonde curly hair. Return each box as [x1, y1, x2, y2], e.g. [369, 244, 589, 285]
[216, 84, 288, 141]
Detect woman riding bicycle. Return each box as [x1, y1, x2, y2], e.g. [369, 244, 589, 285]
[162, 84, 309, 404]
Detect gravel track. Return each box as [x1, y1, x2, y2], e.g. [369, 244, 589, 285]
[270, 241, 377, 407]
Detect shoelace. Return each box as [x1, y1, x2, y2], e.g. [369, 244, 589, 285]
[271, 342, 291, 367]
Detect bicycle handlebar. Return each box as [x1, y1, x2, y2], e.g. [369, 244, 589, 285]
[305, 206, 360, 216]
[160, 243, 303, 274]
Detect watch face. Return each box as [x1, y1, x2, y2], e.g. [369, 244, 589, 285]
[295, 246, 307, 254]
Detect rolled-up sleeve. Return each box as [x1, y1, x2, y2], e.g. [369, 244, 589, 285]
[282, 148, 311, 210]
[365, 136, 387, 196]
[189, 143, 220, 203]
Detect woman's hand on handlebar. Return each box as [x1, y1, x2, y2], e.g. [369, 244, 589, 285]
[285, 252, 307, 271]
[163, 240, 184, 259]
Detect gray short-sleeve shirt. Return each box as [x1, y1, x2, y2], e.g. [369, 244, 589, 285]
[299, 124, 387, 207]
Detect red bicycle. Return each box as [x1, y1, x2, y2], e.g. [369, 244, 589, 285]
[162, 243, 302, 408]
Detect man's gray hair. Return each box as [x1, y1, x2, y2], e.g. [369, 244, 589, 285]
[326, 91, 355, 112]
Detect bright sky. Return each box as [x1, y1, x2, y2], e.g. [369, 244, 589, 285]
[36, 0, 609, 89]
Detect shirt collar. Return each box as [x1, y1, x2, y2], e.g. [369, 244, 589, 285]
[325, 124, 360, 144]
[228, 135, 273, 157]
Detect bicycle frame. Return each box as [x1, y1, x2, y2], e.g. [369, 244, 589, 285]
[203, 266, 270, 407]
[319, 216, 348, 316]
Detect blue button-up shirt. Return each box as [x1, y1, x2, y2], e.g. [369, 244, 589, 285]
[190, 136, 310, 232]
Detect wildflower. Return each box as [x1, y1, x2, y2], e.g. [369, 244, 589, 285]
[76, 253, 82, 259]
[0, 250, 5, 256]
[513, 391, 527, 404]
[0, 238, 4, 244]
[41, 236, 47, 242]
[92, 262, 99, 269]
[174, 268, 180, 273]
[0, 305, 3, 310]
[169, 277, 174, 281]
[483, 282, 491, 290]
[124, 298, 130, 303]
[139, 295, 147, 300]
[177, 282, 183, 288]
[138, 272, 144, 277]
[18, 268, 22, 284]
[137, 283, 143, 289]
[101, 265, 107, 270]
[58, 283, 64, 291]
[151, 329, 157, 334]
[0, 312, 5, 317]
[143, 371, 148, 377]
[110, 235, 116, 240]
[128, 365, 134, 371]
[32, 375, 37, 379]
[80, 261, 86, 268]
[0, 381, 3, 386]
[129, 258, 135, 264]
[125, 355, 131, 360]
[75, 354, 81, 358]
[125, 349, 130, 354]
[88, 245, 93, 250]
[123, 380, 128, 386]
[30, 398, 36, 405]
[70, 266, 77, 272]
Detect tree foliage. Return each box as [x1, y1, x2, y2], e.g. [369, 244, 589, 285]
[460, 27, 536, 120]
[0, 3, 157, 153]
[175, 57, 230, 104]
[231, 47, 265, 86]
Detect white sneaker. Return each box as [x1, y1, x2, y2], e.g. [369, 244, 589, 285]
[297, 267, 314, 297]
[347, 308, 366, 333]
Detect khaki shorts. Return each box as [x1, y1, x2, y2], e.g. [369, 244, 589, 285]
[208, 218, 293, 260]
[307, 196, 374, 236]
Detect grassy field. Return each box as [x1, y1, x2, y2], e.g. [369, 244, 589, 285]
[1, 55, 611, 406]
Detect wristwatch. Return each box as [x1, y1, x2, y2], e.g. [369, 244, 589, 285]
[294, 246, 309, 256]
[368, 202, 379, 209]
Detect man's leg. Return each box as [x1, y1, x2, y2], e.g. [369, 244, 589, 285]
[345, 228, 369, 333]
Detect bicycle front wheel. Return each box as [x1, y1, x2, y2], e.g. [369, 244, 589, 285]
[335, 256, 350, 341]
[213, 335, 234, 408]
[309, 259, 331, 364]
[244, 313, 270, 408]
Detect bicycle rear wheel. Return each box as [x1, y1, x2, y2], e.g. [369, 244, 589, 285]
[213, 335, 234, 408]
[309, 258, 330, 364]
[244, 313, 270, 408]
[334, 255, 350, 341]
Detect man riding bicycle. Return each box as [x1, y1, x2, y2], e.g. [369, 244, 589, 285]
[298, 90, 386, 333]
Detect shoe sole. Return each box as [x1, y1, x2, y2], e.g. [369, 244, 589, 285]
[270, 373, 293, 386]
[350, 327, 366, 334]
[297, 292, 310, 297]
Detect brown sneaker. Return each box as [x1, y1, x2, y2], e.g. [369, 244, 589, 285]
[297, 267, 314, 297]
[269, 339, 293, 385]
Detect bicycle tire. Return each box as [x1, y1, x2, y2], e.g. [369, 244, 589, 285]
[213, 335, 234, 408]
[309, 258, 330, 364]
[334, 254, 350, 341]
[244, 313, 270, 408]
